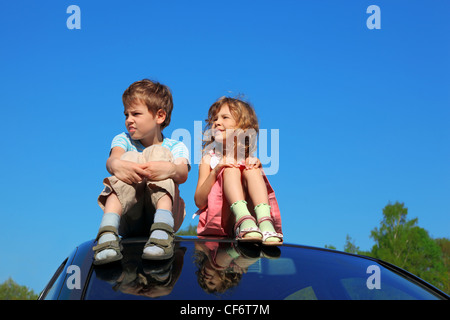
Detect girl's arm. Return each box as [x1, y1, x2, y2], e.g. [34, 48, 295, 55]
[194, 155, 240, 209]
[194, 155, 216, 210]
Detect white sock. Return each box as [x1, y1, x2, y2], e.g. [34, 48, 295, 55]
[96, 212, 120, 261]
[143, 209, 174, 256]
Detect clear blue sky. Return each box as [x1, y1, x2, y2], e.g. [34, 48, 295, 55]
[0, 1, 449, 293]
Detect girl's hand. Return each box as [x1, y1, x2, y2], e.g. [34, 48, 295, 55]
[245, 156, 261, 169]
[213, 156, 240, 175]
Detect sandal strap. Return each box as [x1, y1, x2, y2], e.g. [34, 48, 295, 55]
[262, 231, 284, 244]
[262, 231, 283, 238]
[234, 215, 262, 241]
[237, 226, 261, 237]
[95, 225, 119, 241]
[150, 222, 174, 234]
[235, 215, 257, 230]
[92, 226, 123, 265]
[145, 237, 172, 249]
[93, 240, 121, 252]
[144, 222, 174, 250]
[257, 216, 274, 225]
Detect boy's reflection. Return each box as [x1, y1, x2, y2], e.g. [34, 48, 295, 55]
[95, 241, 186, 298]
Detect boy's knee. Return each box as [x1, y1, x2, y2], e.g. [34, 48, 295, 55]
[143, 145, 173, 162]
[120, 151, 142, 163]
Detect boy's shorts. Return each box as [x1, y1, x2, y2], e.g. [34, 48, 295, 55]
[98, 145, 186, 237]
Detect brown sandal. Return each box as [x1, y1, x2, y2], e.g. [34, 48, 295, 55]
[93, 225, 123, 265]
[141, 222, 175, 261]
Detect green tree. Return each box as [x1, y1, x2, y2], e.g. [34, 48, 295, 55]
[0, 277, 38, 300]
[176, 224, 197, 236]
[435, 238, 450, 293]
[344, 234, 360, 254]
[343, 235, 371, 256]
[369, 202, 447, 292]
[370, 202, 418, 265]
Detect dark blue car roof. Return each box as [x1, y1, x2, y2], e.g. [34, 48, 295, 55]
[40, 237, 449, 300]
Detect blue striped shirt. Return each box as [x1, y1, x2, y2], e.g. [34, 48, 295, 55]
[111, 132, 190, 167]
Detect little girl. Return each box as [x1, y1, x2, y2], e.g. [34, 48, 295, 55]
[194, 97, 283, 245]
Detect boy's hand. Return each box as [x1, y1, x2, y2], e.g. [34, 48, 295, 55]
[110, 159, 149, 184]
[140, 161, 175, 181]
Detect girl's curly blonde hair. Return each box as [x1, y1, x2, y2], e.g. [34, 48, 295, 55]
[202, 96, 259, 159]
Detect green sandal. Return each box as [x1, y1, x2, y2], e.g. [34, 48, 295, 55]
[141, 222, 175, 261]
[93, 225, 123, 265]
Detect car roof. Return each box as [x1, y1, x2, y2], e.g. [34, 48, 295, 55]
[41, 236, 449, 300]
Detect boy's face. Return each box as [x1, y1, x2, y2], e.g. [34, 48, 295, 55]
[124, 100, 165, 146]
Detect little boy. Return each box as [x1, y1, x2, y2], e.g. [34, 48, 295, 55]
[93, 79, 190, 265]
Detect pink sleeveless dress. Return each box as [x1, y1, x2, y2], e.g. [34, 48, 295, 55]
[196, 152, 282, 238]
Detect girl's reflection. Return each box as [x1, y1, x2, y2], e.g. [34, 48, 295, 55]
[194, 241, 278, 294]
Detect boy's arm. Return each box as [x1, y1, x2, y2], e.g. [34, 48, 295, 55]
[106, 147, 125, 175]
[172, 157, 189, 184]
[106, 147, 149, 184]
[141, 158, 189, 184]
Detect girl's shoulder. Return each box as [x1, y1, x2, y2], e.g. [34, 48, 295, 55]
[200, 152, 212, 165]
[204, 150, 221, 169]
[200, 150, 221, 168]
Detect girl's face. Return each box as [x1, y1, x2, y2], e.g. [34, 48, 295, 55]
[212, 104, 237, 142]
[201, 260, 223, 292]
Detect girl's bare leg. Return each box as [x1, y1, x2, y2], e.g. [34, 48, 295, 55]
[242, 168, 268, 205]
[222, 167, 246, 203]
[223, 167, 262, 240]
[243, 169, 281, 244]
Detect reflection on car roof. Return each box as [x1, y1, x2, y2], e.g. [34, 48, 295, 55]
[78, 237, 446, 300]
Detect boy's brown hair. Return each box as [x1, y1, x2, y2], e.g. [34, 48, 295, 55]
[122, 79, 173, 130]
